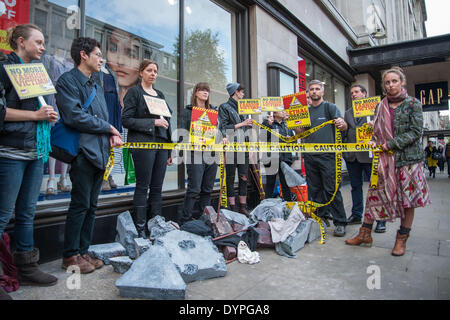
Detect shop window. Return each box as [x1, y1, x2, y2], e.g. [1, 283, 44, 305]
[314, 64, 333, 103]
[86, 0, 180, 193]
[267, 62, 297, 97]
[333, 78, 346, 115]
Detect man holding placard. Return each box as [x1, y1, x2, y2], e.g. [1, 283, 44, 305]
[343, 85, 386, 233]
[218, 82, 252, 215]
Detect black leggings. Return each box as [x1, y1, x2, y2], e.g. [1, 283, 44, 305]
[225, 152, 249, 197]
[131, 148, 169, 218]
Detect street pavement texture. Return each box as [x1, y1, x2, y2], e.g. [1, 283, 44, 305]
[9, 170, 450, 300]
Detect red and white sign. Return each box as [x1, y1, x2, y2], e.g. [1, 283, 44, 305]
[0, 0, 30, 52]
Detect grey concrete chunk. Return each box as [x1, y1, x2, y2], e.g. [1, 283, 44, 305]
[147, 215, 178, 238]
[116, 211, 139, 259]
[158, 230, 227, 283]
[307, 219, 326, 243]
[134, 237, 152, 256]
[276, 220, 312, 258]
[116, 244, 186, 300]
[88, 242, 126, 265]
[109, 256, 133, 274]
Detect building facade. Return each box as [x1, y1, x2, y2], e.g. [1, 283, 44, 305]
[3, 0, 447, 262]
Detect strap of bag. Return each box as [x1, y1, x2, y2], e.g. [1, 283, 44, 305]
[82, 83, 97, 112]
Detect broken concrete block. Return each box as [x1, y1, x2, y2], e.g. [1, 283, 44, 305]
[222, 246, 237, 260]
[204, 206, 233, 236]
[275, 220, 312, 258]
[254, 222, 275, 248]
[307, 219, 326, 243]
[88, 242, 126, 265]
[116, 244, 186, 300]
[109, 256, 133, 274]
[147, 215, 177, 239]
[116, 211, 139, 259]
[158, 230, 227, 283]
[134, 237, 152, 256]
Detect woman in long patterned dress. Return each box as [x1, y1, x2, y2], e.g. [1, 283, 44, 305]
[345, 67, 431, 256]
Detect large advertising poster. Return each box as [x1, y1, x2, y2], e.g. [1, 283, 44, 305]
[0, 0, 31, 52]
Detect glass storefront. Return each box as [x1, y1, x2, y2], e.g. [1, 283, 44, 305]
[0, 0, 241, 203]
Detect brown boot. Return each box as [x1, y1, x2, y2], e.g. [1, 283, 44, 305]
[81, 254, 104, 269]
[62, 254, 95, 274]
[13, 249, 58, 287]
[392, 231, 409, 256]
[239, 203, 249, 217]
[345, 227, 373, 247]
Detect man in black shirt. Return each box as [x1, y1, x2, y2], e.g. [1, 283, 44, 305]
[296, 80, 348, 237]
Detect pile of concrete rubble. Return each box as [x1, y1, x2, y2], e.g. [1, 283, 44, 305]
[87, 198, 325, 300]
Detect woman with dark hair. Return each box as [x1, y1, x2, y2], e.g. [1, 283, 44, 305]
[179, 82, 218, 224]
[122, 59, 173, 238]
[0, 24, 59, 299]
[346, 67, 431, 256]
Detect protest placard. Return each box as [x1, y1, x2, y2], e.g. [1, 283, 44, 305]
[352, 96, 381, 118]
[144, 96, 172, 117]
[261, 97, 284, 112]
[189, 107, 218, 145]
[238, 99, 261, 115]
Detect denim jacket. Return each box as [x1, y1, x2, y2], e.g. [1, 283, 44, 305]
[386, 96, 425, 167]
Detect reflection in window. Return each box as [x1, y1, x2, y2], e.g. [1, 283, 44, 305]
[86, 0, 179, 192]
[184, 0, 235, 108]
[334, 78, 346, 115]
[315, 65, 333, 103]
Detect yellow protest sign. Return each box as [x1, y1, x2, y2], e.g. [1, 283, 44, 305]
[189, 107, 218, 145]
[287, 105, 311, 128]
[261, 97, 284, 112]
[352, 96, 381, 118]
[356, 126, 373, 143]
[4, 63, 56, 100]
[238, 99, 261, 115]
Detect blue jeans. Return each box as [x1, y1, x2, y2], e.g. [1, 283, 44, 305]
[0, 157, 44, 252]
[346, 160, 372, 219]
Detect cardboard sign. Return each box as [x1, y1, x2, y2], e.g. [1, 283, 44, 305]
[189, 107, 218, 145]
[238, 99, 261, 115]
[4, 63, 56, 100]
[144, 96, 171, 117]
[352, 96, 381, 118]
[356, 126, 373, 143]
[282, 92, 307, 109]
[286, 105, 311, 128]
[261, 97, 284, 112]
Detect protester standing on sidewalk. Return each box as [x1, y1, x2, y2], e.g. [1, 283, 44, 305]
[122, 59, 173, 237]
[56, 37, 123, 273]
[295, 80, 348, 237]
[218, 83, 253, 215]
[425, 141, 438, 179]
[346, 67, 431, 256]
[179, 83, 218, 224]
[343, 84, 386, 233]
[0, 24, 59, 300]
[262, 111, 293, 201]
[437, 145, 445, 173]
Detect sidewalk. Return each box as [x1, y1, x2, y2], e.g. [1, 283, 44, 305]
[9, 171, 450, 300]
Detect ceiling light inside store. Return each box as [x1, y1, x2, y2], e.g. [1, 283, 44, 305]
[168, 0, 176, 5]
[186, 6, 192, 14]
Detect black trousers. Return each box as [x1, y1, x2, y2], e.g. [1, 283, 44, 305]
[180, 152, 218, 224]
[225, 152, 249, 198]
[303, 153, 347, 226]
[265, 162, 292, 201]
[63, 154, 104, 258]
[131, 147, 169, 219]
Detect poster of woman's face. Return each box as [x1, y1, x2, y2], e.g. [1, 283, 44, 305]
[106, 29, 140, 90]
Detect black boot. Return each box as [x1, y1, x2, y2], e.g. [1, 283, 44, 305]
[134, 206, 148, 239]
[13, 248, 57, 287]
[0, 286, 12, 300]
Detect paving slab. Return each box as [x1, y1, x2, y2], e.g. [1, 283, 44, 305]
[116, 211, 139, 259]
[88, 242, 127, 265]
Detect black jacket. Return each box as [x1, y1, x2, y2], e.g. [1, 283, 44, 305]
[342, 108, 372, 164]
[0, 52, 41, 149]
[122, 84, 172, 144]
[218, 97, 249, 142]
[262, 118, 293, 166]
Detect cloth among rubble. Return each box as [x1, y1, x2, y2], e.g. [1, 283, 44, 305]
[0, 233, 19, 293]
[180, 220, 214, 237]
[237, 241, 260, 264]
[250, 198, 289, 222]
[268, 204, 306, 243]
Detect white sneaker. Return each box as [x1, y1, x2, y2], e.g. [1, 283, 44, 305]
[46, 178, 57, 195]
[58, 177, 72, 192]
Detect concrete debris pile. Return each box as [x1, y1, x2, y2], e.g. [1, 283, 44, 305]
[87, 199, 325, 300]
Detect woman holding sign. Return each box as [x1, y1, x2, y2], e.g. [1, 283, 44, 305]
[346, 67, 431, 256]
[178, 82, 218, 224]
[0, 24, 59, 298]
[122, 59, 173, 238]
